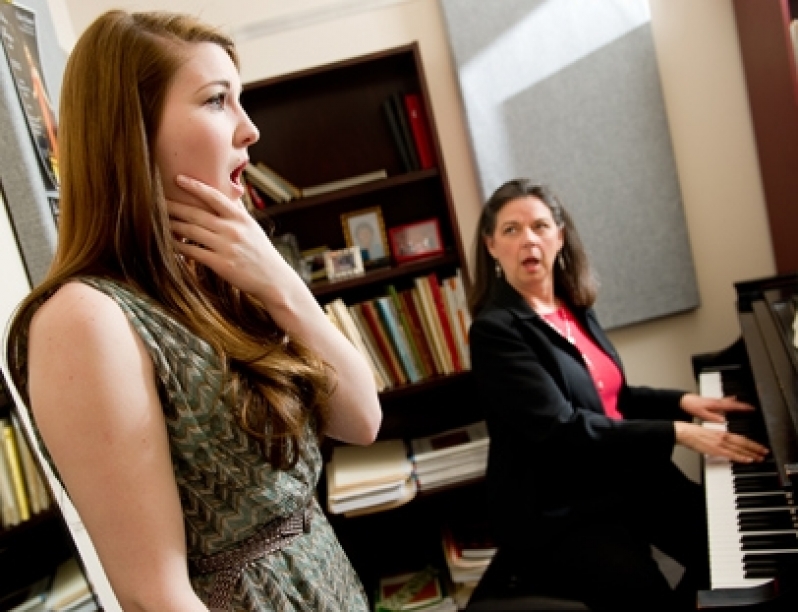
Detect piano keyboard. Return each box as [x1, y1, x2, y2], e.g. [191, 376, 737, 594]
[700, 370, 798, 591]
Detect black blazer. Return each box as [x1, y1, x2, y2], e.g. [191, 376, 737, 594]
[470, 279, 688, 548]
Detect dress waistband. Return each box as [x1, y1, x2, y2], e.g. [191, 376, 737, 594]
[190, 502, 313, 611]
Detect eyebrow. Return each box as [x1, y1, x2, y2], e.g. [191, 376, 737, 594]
[194, 79, 232, 95]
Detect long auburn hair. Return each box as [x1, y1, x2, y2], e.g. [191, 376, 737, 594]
[467, 179, 598, 317]
[7, 10, 332, 469]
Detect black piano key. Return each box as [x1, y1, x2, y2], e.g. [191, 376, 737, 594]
[738, 509, 794, 524]
[733, 475, 782, 492]
[736, 493, 789, 508]
[740, 533, 798, 550]
[743, 552, 798, 567]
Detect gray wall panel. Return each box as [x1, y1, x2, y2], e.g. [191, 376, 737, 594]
[440, 0, 699, 328]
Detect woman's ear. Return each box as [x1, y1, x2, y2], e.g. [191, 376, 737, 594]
[483, 234, 496, 259]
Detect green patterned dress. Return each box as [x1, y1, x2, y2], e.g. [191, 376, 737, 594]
[11, 277, 369, 612]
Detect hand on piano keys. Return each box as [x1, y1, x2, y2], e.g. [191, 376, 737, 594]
[680, 392, 758, 423]
[674, 420, 769, 464]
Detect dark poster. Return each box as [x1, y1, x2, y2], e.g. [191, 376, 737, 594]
[0, 2, 59, 208]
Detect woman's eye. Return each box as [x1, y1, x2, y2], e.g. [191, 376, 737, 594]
[206, 93, 226, 109]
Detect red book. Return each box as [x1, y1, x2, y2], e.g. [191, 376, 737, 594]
[426, 273, 462, 372]
[399, 289, 440, 377]
[357, 301, 408, 385]
[403, 93, 436, 169]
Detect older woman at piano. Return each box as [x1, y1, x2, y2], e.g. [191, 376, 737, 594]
[467, 179, 769, 611]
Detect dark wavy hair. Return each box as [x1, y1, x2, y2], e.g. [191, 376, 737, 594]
[467, 179, 598, 316]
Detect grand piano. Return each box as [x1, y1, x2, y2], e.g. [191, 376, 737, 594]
[692, 273, 798, 610]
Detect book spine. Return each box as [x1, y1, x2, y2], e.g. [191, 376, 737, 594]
[392, 93, 420, 171]
[382, 97, 413, 173]
[0, 425, 20, 528]
[360, 300, 408, 385]
[350, 304, 396, 389]
[330, 299, 387, 392]
[386, 285, 429, 379]
[426, 273, 462, 372]
[398, 289, 439, 378]
[12, 418, 46, 515]
[409, 288, 444, 376]
[375, 297, 423, 384]
[256, 161, 302, 199]
[403, 93, 436, 170]
[1, 419, 30, 522]
[244, 163, 289, 203]
[442, 278, 470, 371]
[414, 276, 453, 374]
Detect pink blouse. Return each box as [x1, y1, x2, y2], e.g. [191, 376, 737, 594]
[541, 307, 624, 420]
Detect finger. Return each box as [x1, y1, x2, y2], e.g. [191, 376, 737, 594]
[176, 175, 233, 217]
[700, 411, 726, 424]
[166, 199, 218, 228]
[170, 219, 219, 251]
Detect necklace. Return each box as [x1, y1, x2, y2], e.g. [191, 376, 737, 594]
[542, 308, 593, 371]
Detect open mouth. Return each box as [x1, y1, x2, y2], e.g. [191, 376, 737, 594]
[230, 162, 247, 187]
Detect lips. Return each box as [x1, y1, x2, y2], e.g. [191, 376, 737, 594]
[230, 161, 247, 185]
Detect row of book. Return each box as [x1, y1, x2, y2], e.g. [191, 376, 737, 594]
[8, 557, 97, 612]
[381, 91, 436, 173]
[241, 160, 389, 209]
[325, 421, 489, 517]
[0, 414, 52, 530]
[325, 270, 471, 392]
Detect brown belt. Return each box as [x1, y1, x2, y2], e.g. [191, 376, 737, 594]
[190, 503, 313, 611]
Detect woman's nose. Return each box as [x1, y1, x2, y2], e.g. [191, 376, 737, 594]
[238, 113, 260, 147]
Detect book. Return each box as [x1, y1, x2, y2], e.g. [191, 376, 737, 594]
[1, 417, 30, 522]
[382, 97, 414, 173]
[326, 299, 387, 392]
[376, 294, 424, 384]
[403, 93, 436, 169]
[256, 161, 302, 200]
[0, 429, 20, 527]
[327, 470, 416, 515]
[358, 300, 408, 386]
[375, 566, 456, 612]
[426, 274, 462, 372]
[44, 557, 92, 611]
[341, 475, 417, 518]
[330, 439, 412, 494]
[300, 169, 388, 198]
[391, 92, 421, 171]
[348, 303, 396, 389]
[243, 162, 291, 203]
[397, 288, 439, 378]
[12, 415, 50, 515]
[441, 278, 470, 371]
[413, 276, 453, 375]
[409, 288, 444, 376]
[410, 421, 489, 464]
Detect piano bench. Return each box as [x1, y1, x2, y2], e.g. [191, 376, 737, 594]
[465, 548, 590, 611]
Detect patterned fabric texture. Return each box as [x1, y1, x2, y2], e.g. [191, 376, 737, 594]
[11, 277, 369, 611]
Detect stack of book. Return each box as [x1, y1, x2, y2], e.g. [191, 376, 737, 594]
[0, 414, 52, 530]
[409, 422, 489, 492]
[374, 566, 456, 612]
[326, 439, 416, 517]
[440, 521, 497, 609]
[324, 269, 471, 392]
[9, 557, 98, 612]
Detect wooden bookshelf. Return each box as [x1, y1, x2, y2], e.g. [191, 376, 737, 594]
[733, 0, 798, 274]
[241, 43, 484, 595]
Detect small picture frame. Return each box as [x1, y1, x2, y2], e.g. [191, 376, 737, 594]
[324, 246, 365, 282]
[341, 206, 390, 267]
[301, 246, 330, 282]
[388, 218, 444, 263]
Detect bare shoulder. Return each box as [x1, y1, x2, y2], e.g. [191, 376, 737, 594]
[30, 281, 132, 348]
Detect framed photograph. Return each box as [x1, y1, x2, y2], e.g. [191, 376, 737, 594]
[388, 218, 444, 263]
[341, 206, 390, 267]
[324, 246, 365, 282]
[301, 246, 330, 282]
